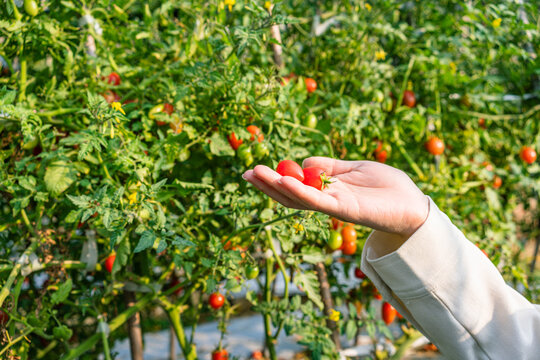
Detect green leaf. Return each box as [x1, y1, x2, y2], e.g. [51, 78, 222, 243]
[51, 279, 72, 305]
[301, 246, 326, 264]
[293, 271, 323, 309]
[44, 161, 76, 197]
[209, 132, 235, 156]
[134, 231, 156, 253]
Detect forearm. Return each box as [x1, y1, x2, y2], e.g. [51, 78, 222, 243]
[361, 197, 540, 360]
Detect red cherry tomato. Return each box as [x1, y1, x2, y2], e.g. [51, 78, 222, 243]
[276, 160, 304, 182]
[354, 267, 366, 279]
[228, 132, 243, 151]
[375, 150, 388, 163]
[402, 90, 416, 108]
[304, 77, 317, 93]
[251, 350, 264, 359]
[302, 167, 326, 190]
[341, 240, 357, 255]
[106, 72, 121, 86]
[209, 292, 225, 310]
[373, 139, 383, 153]
[0, 309, 9, 326]
[102, 90, 120, 104]
[478, 118, 486, 129]
[492, 176, 502, 189]
[247, 125, 264, 142]
[425, 137, 445, 155]
[212, 349, 229, 360]
[341, 226, 357, 243]
[331, 217, 343, 230]
[373, 287, 382, 300]
[104, 253, 116, 274]
[520, 146, 537, 164]
[382, 302, 397, 325]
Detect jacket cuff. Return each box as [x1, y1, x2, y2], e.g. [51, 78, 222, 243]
[362, 197, 477, 298]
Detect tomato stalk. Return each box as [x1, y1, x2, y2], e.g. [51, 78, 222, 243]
[125, 291, 144, 360]
[314, 262, 341, 350]
[388, 327, 423, 360]
[7, 0, 22, 21]
[454, 103, 540, 122]
[265, 228, 289, 339]
[18, 54, 27, 102]
[263, 253, 278, 360]
[100, 320, 113, 360]
[164, 304, 197, 360]
[225, 210, 302, 242]
[396, 57, 415, 109]
[0, 326, 34, 357]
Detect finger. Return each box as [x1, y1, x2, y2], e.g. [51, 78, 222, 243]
[279, 176, 340, 213]
[302, 157, 361, 176]
[243, 170, 308, 210]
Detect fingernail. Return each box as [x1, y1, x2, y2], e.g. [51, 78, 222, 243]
[241, 173, 247, 180]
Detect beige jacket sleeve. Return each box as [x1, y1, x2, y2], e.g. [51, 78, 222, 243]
[361, 197, 540, 360]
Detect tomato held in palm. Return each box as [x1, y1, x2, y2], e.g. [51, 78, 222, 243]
[375, 150, 388, 163]
[492, 176, 502, 189]
[104, 253, 116, 273]
[276, 160, 304, 182]
[209, 292, 225, 310]
[228, 132, 243, 151]
[302, 167, 328, 190]
[106, 72, 121, 86]
[328, 231, 343, 251]
[402, 90, 416, 108]
[212, 349, 229, 360]
[520, 146, 537, 164]
[304, 77, 317, 93]
[247, 125, 264, 142]
[303, 114, 318, 129]
[425, 137, 445, 155]
[341, 240, 357, 255]
[382, 302, 397, 325]
[354, 267, 366, 279]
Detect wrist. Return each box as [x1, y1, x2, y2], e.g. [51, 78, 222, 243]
[400, 195, 430, 239]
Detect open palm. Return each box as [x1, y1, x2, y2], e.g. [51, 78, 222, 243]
[243, 157, 428, 238]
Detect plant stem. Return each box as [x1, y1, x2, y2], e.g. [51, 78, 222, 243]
[125, 291, 144, 360]
[315, 262, 341, 350]
[18, 49, 27, 102]
[278, 120, 335, 157]
[8, 0, 22, 21]
[0, 326, 34, 357]
[396, 57, 415, 108]
[266, 229, 289, 339]
[226, 211, 302, 241]
[454, 103, 540, 121]
[166, 306, 197, 360]
[263, 256, 278, 360]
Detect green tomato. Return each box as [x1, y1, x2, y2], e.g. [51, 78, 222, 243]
[24, 0, 39, 16]
[372, 90, 384, 103]
[327, 231, 343, 251]
[253, 142, 269, 159]
[178, 148, 191, 162]
[148, 104, 164, 119]
[245, 265, 259, 279]
[382, 97, 393, 112]
[237, 144, 253, 166]
[22, 136, 39, 150]
[139, 208, 151, 221]
[303, 114, 318, 129]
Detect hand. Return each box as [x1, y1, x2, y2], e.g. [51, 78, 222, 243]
[243, 157, 429, 239]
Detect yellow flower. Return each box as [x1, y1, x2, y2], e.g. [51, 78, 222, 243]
[449, 62, 457, 74]
[375, 49, 386, 61]
[224, 0, 235, 11]
[293, 223, 304, 233]
[365, 3, 372, 11]
[128, 192, 137, 204]
[218, 1, 224, 10]
[492, 18, 501, 28]
[329, 309, 341, 322]
[110, 101, 125, 115]
[264, 1, 272, 10]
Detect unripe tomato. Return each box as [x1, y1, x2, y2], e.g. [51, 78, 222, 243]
[247, 125, 263, 142]
[341, 240, 357, 255]
[228, 132, 243, 150]
[246, 265, 259, 279]
[104, 253, 116, 273]
[382, 97, 393, 112]
[303, 114, 318, 128]
[372, 89, 384, 103]
[425, 137, 445, 155]
[302, 167, 326, 190]
[492, 176, 502, 189]
[304, 77, 317, 93]
[331, 217, 343, 230]
[328, 231, 343, 251]
[382, 302, 397, 325]
[106, 72, 121, 86]
[520, 146, 537, 164]
[253, 142, 269, 159]
[212, 349, 228, 360]
[402, 90, 416, 108]
[24, 0, 39, 16]
[276, 160, 304, 181]
[209, 292, 225, 310]
[354, 267, 366, 279]
[375, 150, 388, 163]
[237, 144, 253, 166]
